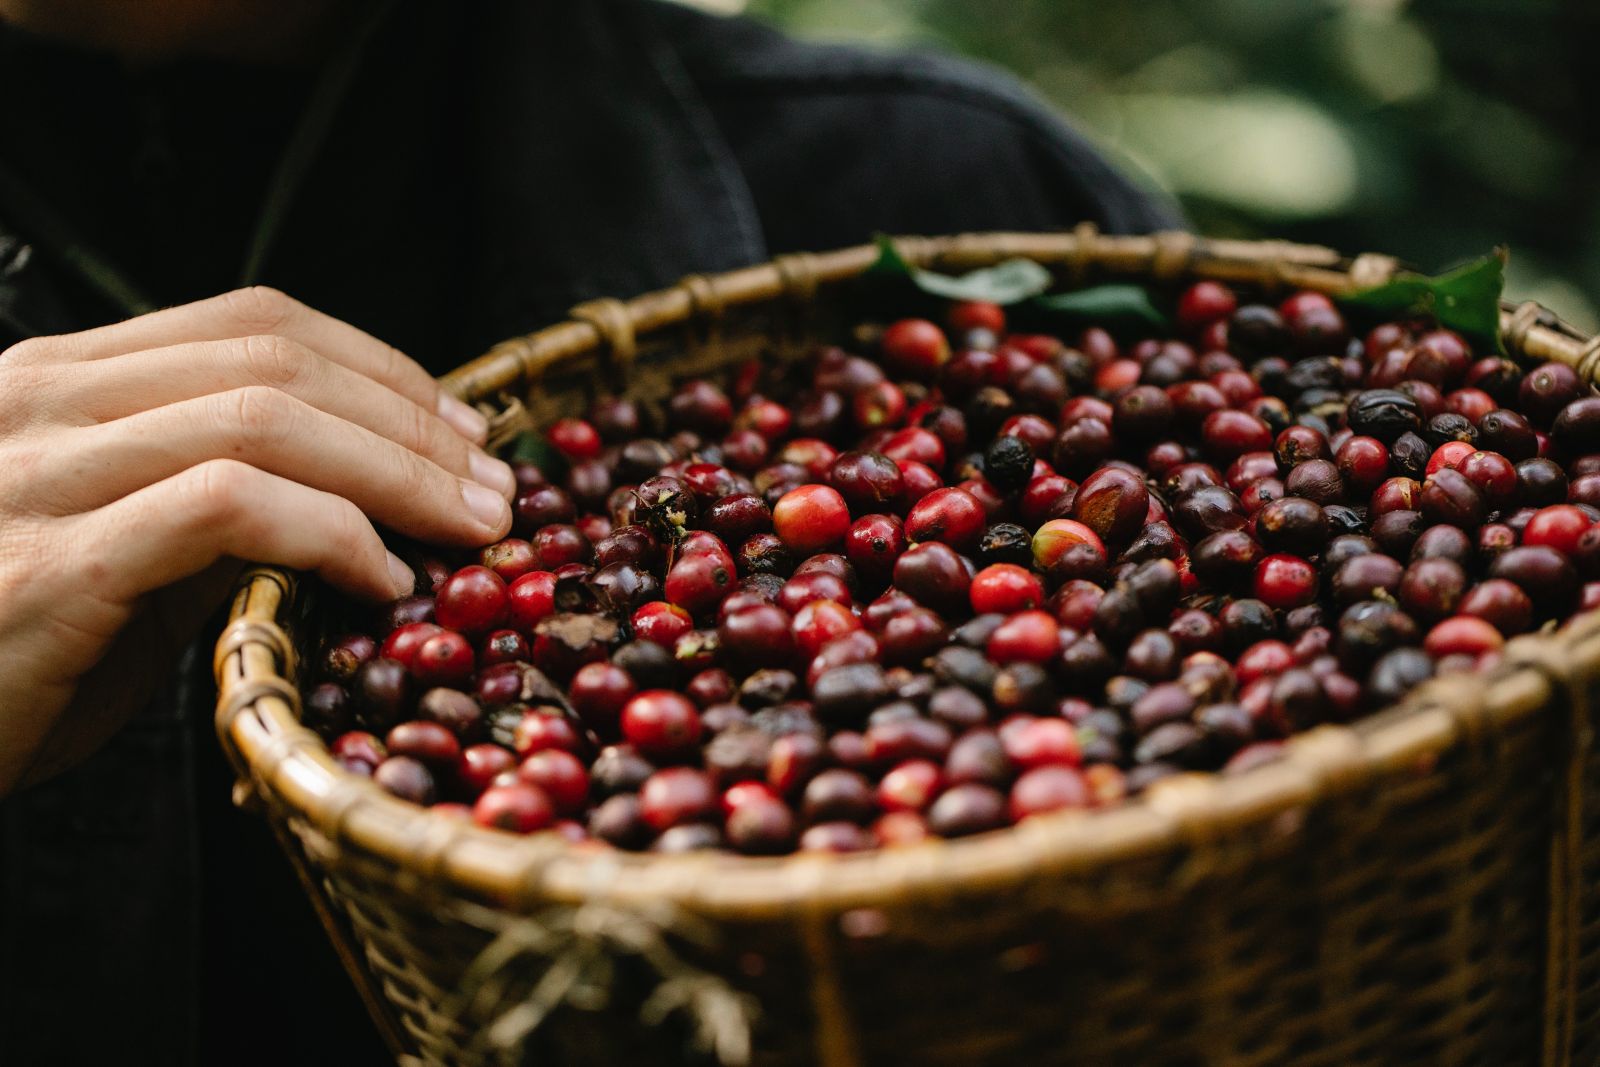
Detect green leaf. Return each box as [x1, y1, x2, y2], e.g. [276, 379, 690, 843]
[1032, 284, 1170, 329]
[866, 234, 1053, 305]
[509, 432, 561, 469]
[1339, 249, 1506, 349]
[865, 233, 917, 279]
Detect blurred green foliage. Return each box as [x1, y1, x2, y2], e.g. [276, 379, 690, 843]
[741, 0, 1600, 330]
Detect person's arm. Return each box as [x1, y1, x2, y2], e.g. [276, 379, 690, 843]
[0, 285, 513, 795]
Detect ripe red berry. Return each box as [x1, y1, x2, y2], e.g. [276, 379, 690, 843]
[1253, 553, 1318, 609]
[970, 563, 1045, 614]
[630, 601, 694, 648]
[1522, 504, 1593, 556]
[412, 630, 475, 686]
[903, 486, 986, 550]
[457, 744, 517, 796]
[986, 611, 1061, 665]
[772, 484, 852, 554]
[435, 565, 508, 633]
[620, 690, 703, 756]
[1031, 519, 1106, 571]
[1002, 717, 1081, 770]
[663, 553, 735, 616]
[640, 767, 719, 831]
[512, 710, 583, 758]
[791, 598, 861, 659]
[1426, 440, 1476, 477]
[877, 759, 943, 813]
[567, 662, 636, 731]
[1451, 450, 1517, 510]
[505, 570, 557, 632]
[1177, 280, 1238, 332]
[1423, 615, 1506, 659]
[381, 621, 443, 669]
[472, 782, 554, 833]
[1009, 765, 1091, 821]
[517, 749, 590, 813]
[949, 300, 1006, 335]
[479, 538, 540, 582]
[548, 417, 602, 459]
[331, 730, 386, 774]
[853, 380, 907, 430]
[881, 318, 951, 378]
[1201, 409, 1273, 461]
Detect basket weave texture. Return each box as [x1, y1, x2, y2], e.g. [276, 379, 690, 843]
[215, 229, 1600, 1067]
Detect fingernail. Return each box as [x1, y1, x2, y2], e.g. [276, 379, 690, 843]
[385, 551, 416, 597]
[469, 449, 517, 497]
[438, 393, 489, 442]
[461, 479, 510, 531]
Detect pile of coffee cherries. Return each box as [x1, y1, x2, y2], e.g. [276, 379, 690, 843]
[309, 281, 1600, 854]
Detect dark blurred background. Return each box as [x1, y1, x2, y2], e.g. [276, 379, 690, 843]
[694, 0, 1599, 330]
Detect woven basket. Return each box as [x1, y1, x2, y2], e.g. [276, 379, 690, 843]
[215, 229, 1600, 1067]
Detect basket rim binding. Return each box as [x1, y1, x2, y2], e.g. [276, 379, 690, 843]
[214, 227, 1600, 920]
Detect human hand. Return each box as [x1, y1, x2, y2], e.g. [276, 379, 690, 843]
[0, 287, 513, 794]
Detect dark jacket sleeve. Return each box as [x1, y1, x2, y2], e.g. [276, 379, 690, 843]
[648, 4, 1183, 253]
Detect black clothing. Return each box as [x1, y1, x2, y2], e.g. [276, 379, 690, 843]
[0, 2, 1176, 1063]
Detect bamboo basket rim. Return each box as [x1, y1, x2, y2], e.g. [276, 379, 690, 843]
[215, 227, 1600, 920]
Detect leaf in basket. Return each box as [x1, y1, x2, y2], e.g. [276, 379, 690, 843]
[866, 234, 1053, 305]
[1032, 284, 1170, 329]
[509, 431, 561, 469]
[1338, 249, 1506, 350]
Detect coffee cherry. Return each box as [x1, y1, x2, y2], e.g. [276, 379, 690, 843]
[1253, 554, 1317, 610]
[457, 744, 517, 796]
[620, 691, 702, 757]
[1490, 545, 1578, 615]
[1070, 466, 1149, 547]
[772, 484, 851, 554]
[435, 566, 508, 633]
[927, 783, 1008, 837]
[792, 599, 861, 659]
[1255, 497, 1328, 557]
[1178, 280, 1238, 331]
[882, 318, 951, 378]
[969, 563, 1045, 614]
[331, 730, 386, 773]
[904, 487, 986, 550]
[1423, 616, 1504, 659]
[517, 749, 590, 814]
[1202, 409, 1274, 461]
[505, 571, 557, 632]
[1519, 362, 1583, 427]
[987, 611, 1060, 665]
[385, 720, 461, 768]
[1398, 558, 1467, 622]
[663, 552, 734, 616]
[799, 822, 874, 852]
[638, 767, 718, 832]
[473, 781, 554, 833]
[1419, 469, 1486, 529]
[1522, 504, 1593, 555]
[374, 756, 436, 804]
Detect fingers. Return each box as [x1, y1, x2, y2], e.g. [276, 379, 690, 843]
[30, 389, 512, 545]
[60, 334, 513, 495]
[26, 286, 488, 442]
[72, 459, 420, 603]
